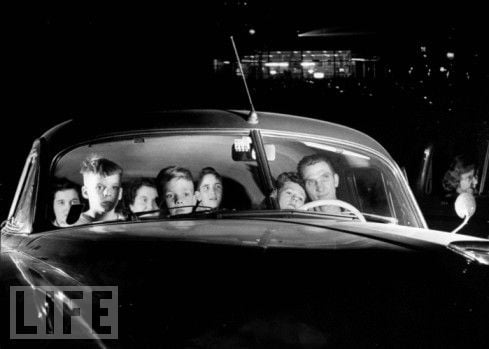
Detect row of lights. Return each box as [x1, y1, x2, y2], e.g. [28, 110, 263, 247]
[258, 61, 351, 68]
[269, 69, 325, 79]
[420, 46, 455, 60]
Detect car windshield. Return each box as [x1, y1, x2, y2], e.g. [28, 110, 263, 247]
[50, 131, 422, 227]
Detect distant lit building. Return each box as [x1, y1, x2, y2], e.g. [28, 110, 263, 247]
[214, 50, 378, 80]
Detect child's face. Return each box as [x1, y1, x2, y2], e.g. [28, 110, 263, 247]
[82, 173, 122, 214]
[458, 169, 478, 194]
[53, 189, 80, 227]
[197, 174, 223, 209]
[278, 181, 306, 210]
[130, 185, 159, 213]
[165, 177, 196, 215]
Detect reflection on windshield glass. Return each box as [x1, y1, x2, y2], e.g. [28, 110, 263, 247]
[302, 141, 371, 161]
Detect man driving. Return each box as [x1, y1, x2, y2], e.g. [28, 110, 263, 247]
[297, 154, 341, 214]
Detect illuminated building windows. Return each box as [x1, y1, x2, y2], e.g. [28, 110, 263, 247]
[213, 50, 372, 80]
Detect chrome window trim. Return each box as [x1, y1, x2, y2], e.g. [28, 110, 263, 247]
[6, 140, 41, 234]
[8, 141, 40, 220]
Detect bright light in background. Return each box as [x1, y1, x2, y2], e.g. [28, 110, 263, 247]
[249, 28, 256, 35]
[265, 62, 289, 67]
[300, 61, 315, 67]
[446, 52, 455, 60]
[313, 72, 325, 79]
[303, 142, 371, 160]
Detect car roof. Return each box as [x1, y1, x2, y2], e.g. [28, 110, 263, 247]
[40, 109, 391, 158]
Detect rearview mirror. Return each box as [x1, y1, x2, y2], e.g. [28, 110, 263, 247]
[232, 137, 276, 161]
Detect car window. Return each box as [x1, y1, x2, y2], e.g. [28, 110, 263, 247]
[54, 132, 261, 210]
[263, 133, 422, 227]
[50, 131, 423, 228]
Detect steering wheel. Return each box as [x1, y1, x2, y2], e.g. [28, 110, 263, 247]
[299, 199, 367, 222]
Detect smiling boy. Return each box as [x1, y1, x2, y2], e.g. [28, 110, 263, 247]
[275, 172, 306, 210]
[196, 167, 223, 211]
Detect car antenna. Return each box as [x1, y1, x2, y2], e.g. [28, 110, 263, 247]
[230, 36, 258, 124]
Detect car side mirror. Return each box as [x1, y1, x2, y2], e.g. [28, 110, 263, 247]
[451, 193, 476, 234]
[454, 193, 476, 219]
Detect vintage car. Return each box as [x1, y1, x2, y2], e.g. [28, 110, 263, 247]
[1, 109, 489, 348]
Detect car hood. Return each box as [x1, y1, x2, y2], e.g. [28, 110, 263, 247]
[3, 216, 487, 289]
[2, 217, 489, 347]
[3, 217, 487, 266]
[7, 216, 487, 248]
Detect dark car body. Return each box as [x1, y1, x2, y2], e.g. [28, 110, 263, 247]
[2, 110, 489, 348]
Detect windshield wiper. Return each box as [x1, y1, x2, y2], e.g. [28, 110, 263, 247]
[361, 213, 399, 224]
[130, 207, 399, 225]
[218, 209, 399, 225]
[215, 209, 358, 221]
[131, 206, 231, 220]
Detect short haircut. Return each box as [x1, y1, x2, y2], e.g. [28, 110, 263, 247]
[50, 178, 80, 202]
[49, 178, 81, 221]
[80, 155, 123, 178]
[276, 172, 304, 190]
[156, 166, 194, 198]
[197, 167, 222, 189]
[124, 177, 157, 206]
[442, 154, 477, 194]
[297, 154, 336, 179]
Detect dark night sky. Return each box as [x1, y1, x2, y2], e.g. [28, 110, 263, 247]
[8, 6, 486, 112]
[2, 1, 488, 213]
[6, 2, 488, 127]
